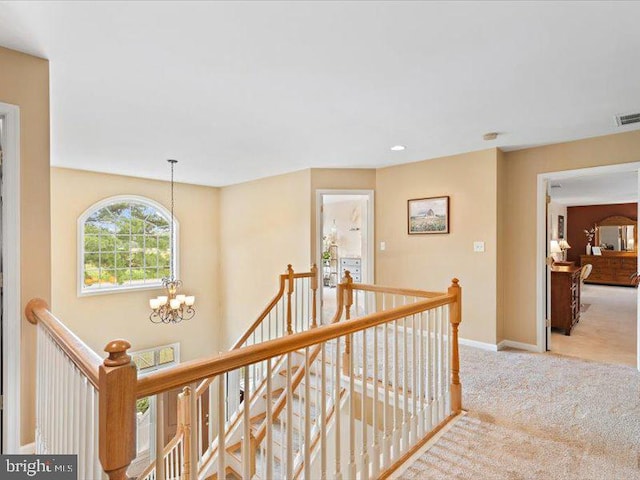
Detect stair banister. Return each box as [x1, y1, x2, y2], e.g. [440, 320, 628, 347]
[99, 340, 138, 480]
[448, 278, 462, 414]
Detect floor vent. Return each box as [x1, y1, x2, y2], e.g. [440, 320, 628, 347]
[615, 112, 640, 127]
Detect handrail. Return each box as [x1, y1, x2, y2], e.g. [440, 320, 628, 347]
[351, 283, 444, 298]
[136, 292, 455, 398]
[25, 298, 102, 388]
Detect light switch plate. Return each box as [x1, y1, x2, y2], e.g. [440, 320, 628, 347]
[380, 241, 386, 251]
[474, 241, 485, 252]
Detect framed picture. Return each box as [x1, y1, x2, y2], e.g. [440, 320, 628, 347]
[558, 215, 565, 239]
[592, 246, 602, 256]
[408, 196, 450, 234]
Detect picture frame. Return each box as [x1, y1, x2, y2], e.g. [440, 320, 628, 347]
[591, 246, 602, 256]
[408, 196, 450, 234]
[558, 215, 565, 239]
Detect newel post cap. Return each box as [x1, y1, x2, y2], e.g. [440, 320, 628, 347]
[25, 298, 50, 324]
[103, 339, 132, 367]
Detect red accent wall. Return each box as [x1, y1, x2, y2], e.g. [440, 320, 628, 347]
[566, 203, 637, 263]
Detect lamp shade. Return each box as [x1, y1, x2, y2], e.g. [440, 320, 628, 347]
[558, 239, 571, 250]
[550, 240, 562, 254]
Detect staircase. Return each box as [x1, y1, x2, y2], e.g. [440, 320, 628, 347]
[27, 265, 464, 480]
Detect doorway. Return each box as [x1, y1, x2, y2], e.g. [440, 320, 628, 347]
[537, 163, 640, 370]
[0, 103, 20, 453]
[316, 190, 374, 324]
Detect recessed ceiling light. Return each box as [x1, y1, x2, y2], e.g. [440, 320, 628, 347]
[390, 145, 406, 151]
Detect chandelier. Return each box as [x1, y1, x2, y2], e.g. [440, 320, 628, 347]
[149, 159, 196, 324]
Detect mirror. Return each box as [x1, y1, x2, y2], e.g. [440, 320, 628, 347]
[595, 216, 637, 252]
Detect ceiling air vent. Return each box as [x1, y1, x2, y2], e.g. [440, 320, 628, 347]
[615, 112, 640, 127]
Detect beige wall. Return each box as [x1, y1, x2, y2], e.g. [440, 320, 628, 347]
[496, 149, 507, 343]
[375, 149, 499, 345]
[0, 46, 51, 445]
[219, 169, 311, 348]
[503, 129, 640, 345]
[51, 168, 221, 361]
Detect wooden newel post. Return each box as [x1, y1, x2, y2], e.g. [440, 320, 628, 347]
[310, 263, 318, 328]
[342, 271, 353, 375]
[286, 264, 294, 335]
[99, 339, 137, 480]
[448, 278, 462, 414]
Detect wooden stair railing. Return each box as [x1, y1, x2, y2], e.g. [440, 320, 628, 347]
[26, 299, 137, 480]
[134, 277, 462, 480]
[27, 272, 463, 480]
[131, 265, 320, 479]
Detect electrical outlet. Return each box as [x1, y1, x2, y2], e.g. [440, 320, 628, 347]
[474, 241, 485, 252]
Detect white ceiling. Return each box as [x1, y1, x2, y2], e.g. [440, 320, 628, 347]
[549, 171, 638, 206]
[1, 1, 640, 186]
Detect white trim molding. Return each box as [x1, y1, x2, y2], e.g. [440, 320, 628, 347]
[498, 340, 539, 353]
[0, 102, 21, 453]
[458, 337, 499, 352]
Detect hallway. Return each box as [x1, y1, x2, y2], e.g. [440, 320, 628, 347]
[551, 284, 637, 367]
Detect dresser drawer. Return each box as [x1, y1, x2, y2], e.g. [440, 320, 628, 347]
[340, 257, 361, 267]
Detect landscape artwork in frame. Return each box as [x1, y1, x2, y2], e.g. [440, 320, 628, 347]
[408, 196, 450, 234]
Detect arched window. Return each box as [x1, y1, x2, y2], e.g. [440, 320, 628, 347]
[78, 196, 178, 295]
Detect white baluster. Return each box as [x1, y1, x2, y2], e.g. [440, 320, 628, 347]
[349, 333, 356, 479]
[393, 317, 400, 459]
[242, 368, 251, 480]
[208, 381, 215, 457]
[320, 342, 327, 480]
[265, 359, 273, 480]
[412, 314, 418, 444]
[334, 337, 343, 480]
[361, 329, 369, 480]
[286, 353, 293, 479]
[418, 311, 425, 438]
[372, 324, 380, 478]
[190, 382, 199, 476]
[304, 347, 311, 480]
[218, 374, 226, 480]
[403, 314, 410, 452]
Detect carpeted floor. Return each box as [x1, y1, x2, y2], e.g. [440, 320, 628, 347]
[551, 284, 637, 367]
[402, 346, 640, 480]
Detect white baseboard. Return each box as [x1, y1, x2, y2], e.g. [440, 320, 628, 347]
[458, 337, 498, 352]
[498, 340, 540, 352]
[19, 442, 35, 454]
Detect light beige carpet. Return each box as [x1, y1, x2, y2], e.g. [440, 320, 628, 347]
[551, 284, 637, 367]
[402, 346, 640, 480]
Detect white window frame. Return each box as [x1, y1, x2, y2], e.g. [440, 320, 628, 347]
[77, 195, 179, 297]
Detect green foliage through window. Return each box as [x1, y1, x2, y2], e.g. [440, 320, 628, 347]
[82, 199, 173, 292]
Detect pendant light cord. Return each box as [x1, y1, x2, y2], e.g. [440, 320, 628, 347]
[169, 159, 177, 281]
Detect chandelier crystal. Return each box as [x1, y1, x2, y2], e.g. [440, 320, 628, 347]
[149, 159, 195, 324]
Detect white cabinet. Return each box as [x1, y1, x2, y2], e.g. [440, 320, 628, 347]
[339, 257, 362, 283]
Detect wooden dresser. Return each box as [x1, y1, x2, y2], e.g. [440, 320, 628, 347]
[580, 253, 637, 287]
[551, 265, 581, 335]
